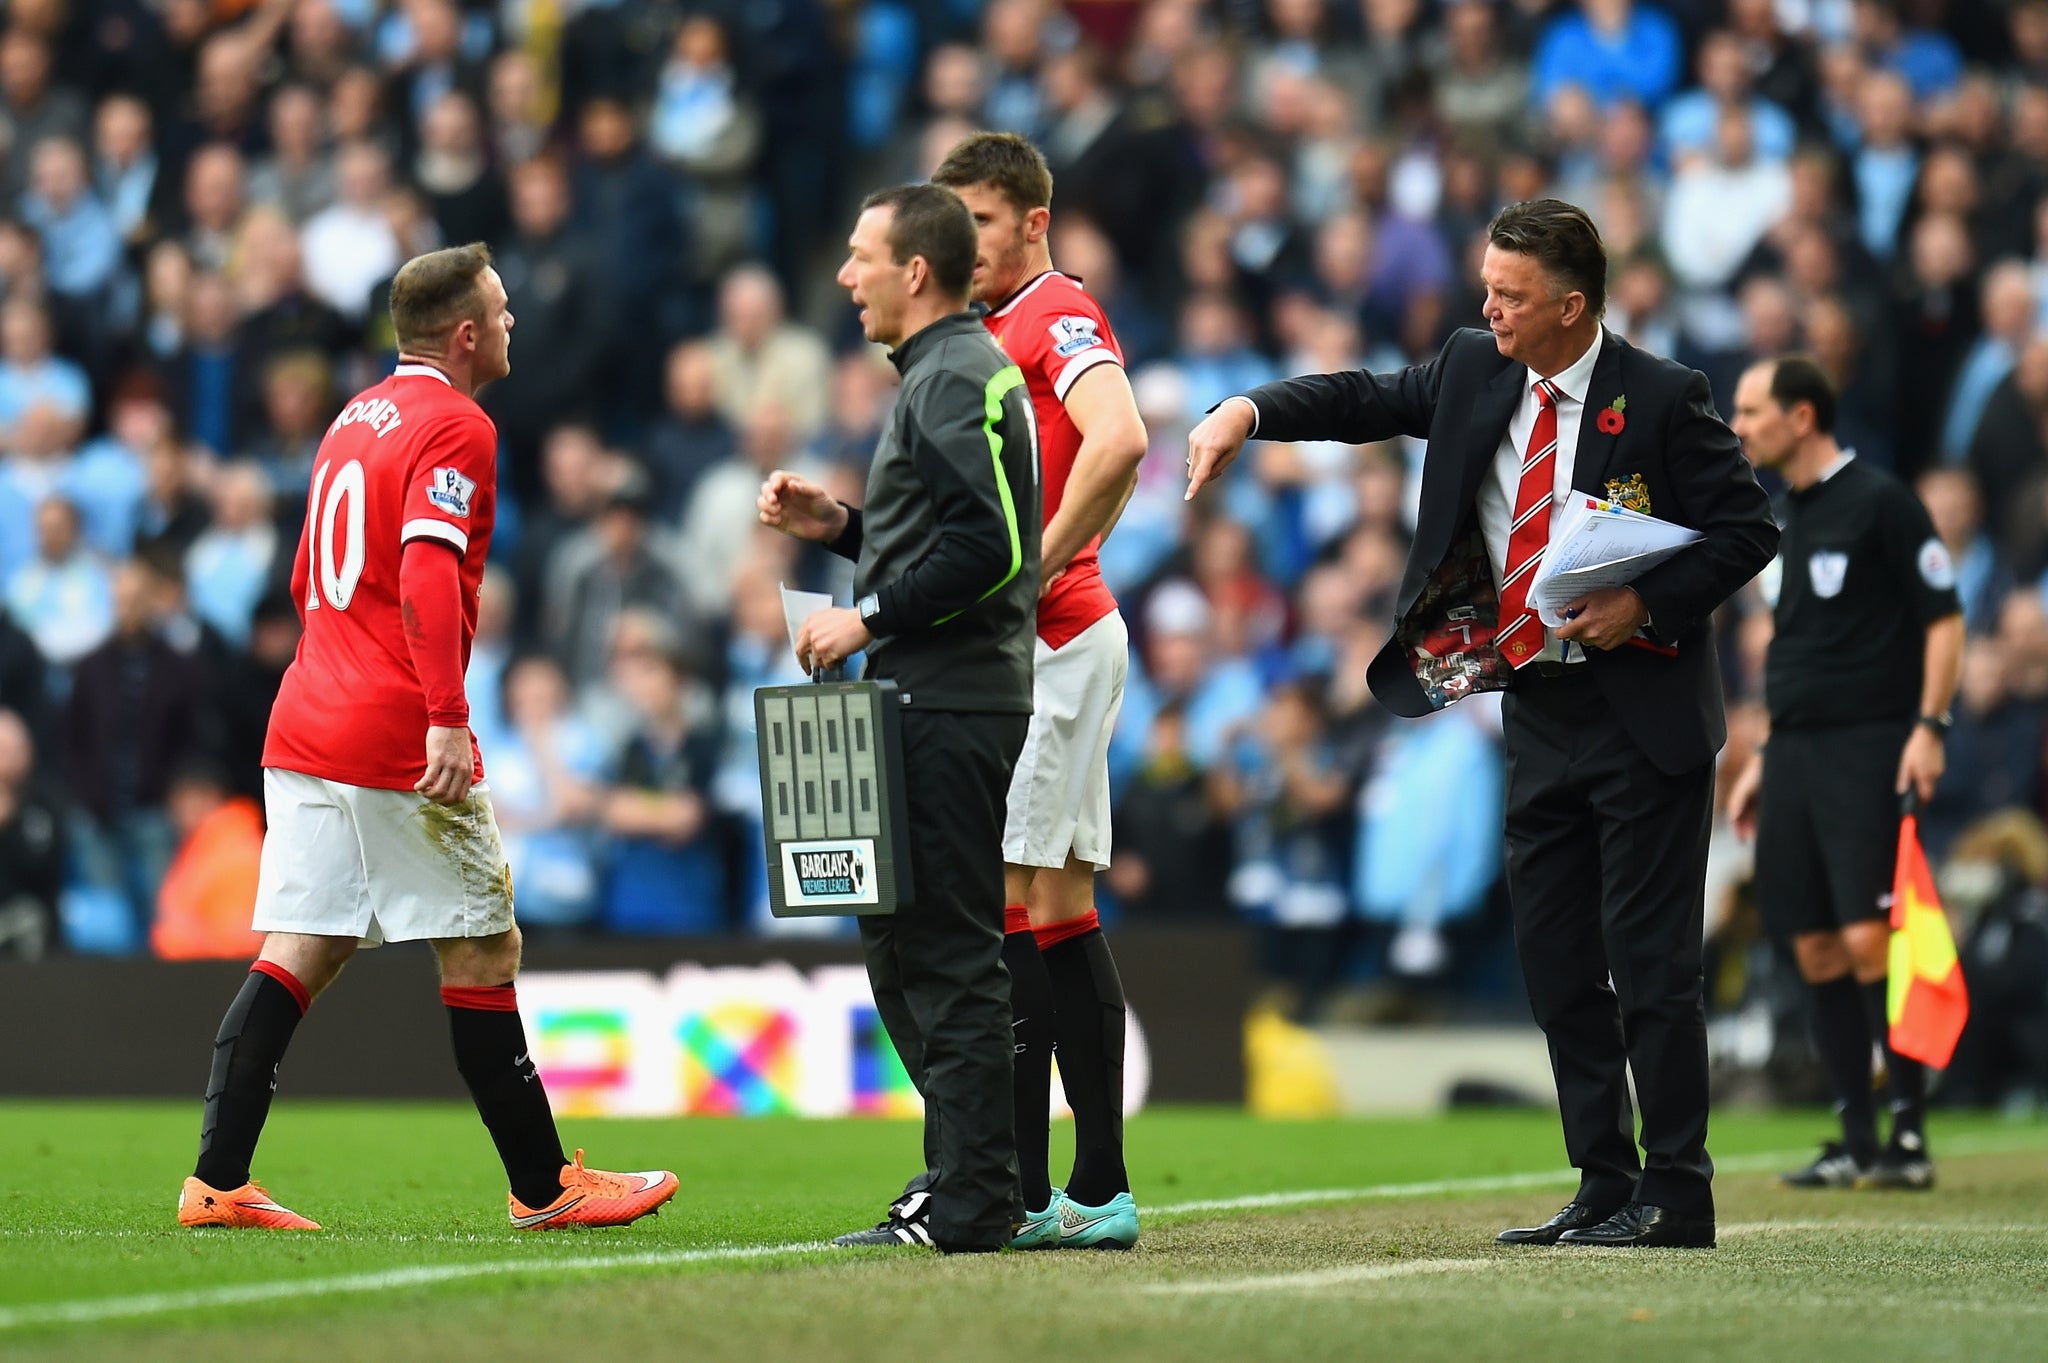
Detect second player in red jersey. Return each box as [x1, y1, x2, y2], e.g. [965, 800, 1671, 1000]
[263, 364, 499, 791]
[982, 270, 1124, 650]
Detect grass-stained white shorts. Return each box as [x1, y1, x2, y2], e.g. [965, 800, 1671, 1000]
[250, 767, 515, 944]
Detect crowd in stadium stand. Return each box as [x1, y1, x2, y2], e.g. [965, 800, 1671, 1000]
[0, 0, 2045, 1087]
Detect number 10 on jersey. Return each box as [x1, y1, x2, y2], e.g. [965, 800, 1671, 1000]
[305, 459, 367, 611]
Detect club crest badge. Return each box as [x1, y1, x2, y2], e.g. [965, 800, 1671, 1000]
[1604, 472, 1652, 515]
[1809, 550, 1849, 599]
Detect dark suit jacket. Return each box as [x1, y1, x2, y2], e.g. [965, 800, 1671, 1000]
[1240, 327, 1779, 775]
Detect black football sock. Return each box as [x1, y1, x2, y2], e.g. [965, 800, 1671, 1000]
[195, 963, 309, 1189]
[1004, 908, 1058, 1212]
[444, 983, 567, 1209]
[1808, 974, 1881, 1165]
[1860, 979, 1928, 1146]
[1039, 915, 1129, 1204]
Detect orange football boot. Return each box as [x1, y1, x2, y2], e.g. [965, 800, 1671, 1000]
[178, 1176, 321, 1230]
[508, 1150, 679, 1230]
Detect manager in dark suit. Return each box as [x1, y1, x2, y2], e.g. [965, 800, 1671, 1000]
[1187, 200, 1778, 1248]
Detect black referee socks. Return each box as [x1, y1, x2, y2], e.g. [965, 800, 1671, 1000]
[1807, 975, 1882, 1165]
[1859, 978, 1928, 1140]
[195, 963, 310, 1191]
[443, 983, 568, 1210]
[1003, 910, 1058, 1213]
[1038, 914, 1130, 1206]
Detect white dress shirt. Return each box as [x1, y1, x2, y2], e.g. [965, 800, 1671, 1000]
[1477, 329, 1603, 665]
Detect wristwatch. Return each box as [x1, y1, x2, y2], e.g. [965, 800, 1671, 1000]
[1918, 711, 1953, 739]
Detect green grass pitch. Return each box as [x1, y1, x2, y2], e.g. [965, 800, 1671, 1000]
[2, 1102, 2045, 1361]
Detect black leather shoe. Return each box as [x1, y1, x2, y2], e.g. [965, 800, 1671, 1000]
[1496, 1200, 1619, 1245]
[1557, 1201, 1715, 1248]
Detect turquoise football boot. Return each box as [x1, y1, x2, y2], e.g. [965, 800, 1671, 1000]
[1056, 1190, 1139, 1250]
[1010, 1190, 1063, 1249]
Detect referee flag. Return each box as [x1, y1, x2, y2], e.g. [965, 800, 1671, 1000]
[1888, 809, 1969, 1068]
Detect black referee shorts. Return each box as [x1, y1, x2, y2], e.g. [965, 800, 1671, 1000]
[1753, 720, 1913, 940]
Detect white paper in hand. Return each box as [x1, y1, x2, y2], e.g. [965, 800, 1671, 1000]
[1529, 496, 1704, 627]
[780, 584, 835, 656]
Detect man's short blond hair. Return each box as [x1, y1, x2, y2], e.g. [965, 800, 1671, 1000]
[389, 242, 493, 354]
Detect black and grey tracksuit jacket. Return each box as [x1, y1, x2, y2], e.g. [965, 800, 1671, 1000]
[828, 311, 1040, 713]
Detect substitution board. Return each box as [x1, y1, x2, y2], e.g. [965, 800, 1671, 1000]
[754, 679, 913, 917]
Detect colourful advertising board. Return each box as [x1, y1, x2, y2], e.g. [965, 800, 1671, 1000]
[518, 964, 1150, 1119]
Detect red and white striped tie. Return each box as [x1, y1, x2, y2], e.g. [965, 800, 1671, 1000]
[1496, 380, 1561, 669]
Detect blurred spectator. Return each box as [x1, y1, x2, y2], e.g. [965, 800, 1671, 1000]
[711, 557, 815, 933]
[1531, 0, 1684, 113]
[0, 612, 47, 746]
[1892, 212, 1981, 476]
[0, 706, 61, 959]
[707, 264, 833, 440]
[512, 423, 616, 649]
[643, 339, 741, 519]
[94, 91, 165, 246]
[133, 433, 211, 566]
[1852, 0, 1961, 102]
[649, 14, 761, 281]
[599, 618, 726, 934]
[0, 29, 88, 199]
[64, 559, 202, 931]
[483, 157, 611, 488]
[1853, 70, 1919, 264]
[22, 136, 122, 303]
[1104, 701, 1232, 922]
[184, 461, 277, 648]
[211, 589, 299, 804]
[300, 140, 401, 319]
[149, 760, 264, 961]
[1940, 260, 2035, 460]
[1924, 622, 2047, 853]
[246, 350, 334, 500]
[66, 380, 160, 558]
[245, 82, 335, 226]
[808, 350, 897, 473]
[387, 0, 487, 159]
[162, 269, 242, 455]
[181, 143, 246, 272]
[485, 49, 548, 167]
[1354, 703, 1504, 980]
[466, 567, 514, 746]
[1917, 467, 2008, 637]
[544, 471, 693, 693]
[414, 90, 506, 249]
[1938, 810, 2048, 1108]
[1212, 681, 1353, 1007]
[680, 403, 817, 620]
[0, 295, 88, 437]
[487, 656, 606, 930]
[1430, 0, 1530, 146]
[6, 497, 112, 668]
[1662, 108, 1794, 293]
[1660, 29, 1798, 167]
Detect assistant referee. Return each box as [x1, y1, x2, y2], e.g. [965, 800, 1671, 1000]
[1727, 355, 1963, 1191]
[757, 183, 1040, 1253]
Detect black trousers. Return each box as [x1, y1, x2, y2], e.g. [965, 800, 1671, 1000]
[1502, 672, 1716, 1217]
[860, 707, 1029, 1247]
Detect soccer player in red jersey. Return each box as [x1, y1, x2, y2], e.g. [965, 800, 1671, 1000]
[177, 244, 677, 1232]
[937, 133, 1149, 1248]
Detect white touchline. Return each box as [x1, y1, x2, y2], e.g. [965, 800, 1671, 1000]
[5, 1131, 2044, 1331]
[1142, 1258, 1490, 1295]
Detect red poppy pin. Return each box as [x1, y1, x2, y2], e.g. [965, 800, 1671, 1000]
[1596, 396, 1627, 436]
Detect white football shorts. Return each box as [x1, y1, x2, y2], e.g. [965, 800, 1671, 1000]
[250, 767, 516, 944]
[1002, 610, 1128, 871]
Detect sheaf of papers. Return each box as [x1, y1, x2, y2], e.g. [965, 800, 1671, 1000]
[1529, 496, 1704, 627]
[780, 584, 835, 654]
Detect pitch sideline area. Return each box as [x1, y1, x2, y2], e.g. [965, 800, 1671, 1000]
[2, 1103, 2043, 1361]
